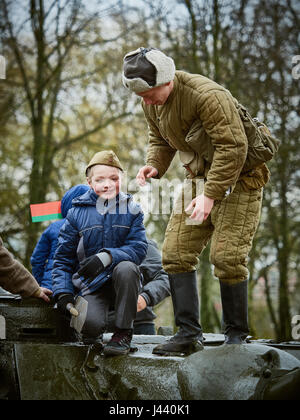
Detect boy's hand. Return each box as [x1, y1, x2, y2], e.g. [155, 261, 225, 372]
[78, 255, 106, 280]
[56, 294, 75, 316]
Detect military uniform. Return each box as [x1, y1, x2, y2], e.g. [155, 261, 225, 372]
[142, 71, 268, 279]
[123, 48, 273, 350]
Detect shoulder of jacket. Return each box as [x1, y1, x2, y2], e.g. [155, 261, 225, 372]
[51, 219, 65, 228]
[72, 189, 97, 206]
[128, 199, 144, 216]
[41, 222, 60, 239]
[176, 71, 227, 96]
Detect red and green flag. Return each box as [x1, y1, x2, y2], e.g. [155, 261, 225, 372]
[30, 201, 62, 223]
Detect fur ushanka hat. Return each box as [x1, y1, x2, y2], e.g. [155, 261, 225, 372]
[122, 47, 176, 93]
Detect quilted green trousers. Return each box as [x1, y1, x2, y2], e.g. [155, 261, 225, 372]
[162, 178, 263, 285]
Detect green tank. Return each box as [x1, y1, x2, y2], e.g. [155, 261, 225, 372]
[0, 290, 299, 400]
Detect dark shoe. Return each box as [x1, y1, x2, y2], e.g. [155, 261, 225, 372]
[152, 334, 204, 357]
[103, 329, 133, 356]
[220, 280, 249, 345]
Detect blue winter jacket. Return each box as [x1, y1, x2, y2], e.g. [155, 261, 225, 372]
[52, 189, 148, 297]
[30, 185, 90, 289]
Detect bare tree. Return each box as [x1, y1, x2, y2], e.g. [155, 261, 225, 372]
[0, 0, 130, 263]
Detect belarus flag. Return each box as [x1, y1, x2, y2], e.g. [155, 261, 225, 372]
[30, 201, 62, 223]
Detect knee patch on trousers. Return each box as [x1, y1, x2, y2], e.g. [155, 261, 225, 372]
[210, 184, 263, 283]
[163, 213, 213, 273]
[163, 177, 210, 273]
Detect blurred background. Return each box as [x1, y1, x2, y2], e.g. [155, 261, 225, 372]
[0, 0, 299, 341]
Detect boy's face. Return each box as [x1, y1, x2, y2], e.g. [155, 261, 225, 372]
[87, 165, 121, 200]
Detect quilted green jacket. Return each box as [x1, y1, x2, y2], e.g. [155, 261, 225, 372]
[143, 71, 269, 201]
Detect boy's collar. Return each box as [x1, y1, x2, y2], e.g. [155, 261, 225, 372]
[95, 191, 131, 215]
[94, 191, 130, 203]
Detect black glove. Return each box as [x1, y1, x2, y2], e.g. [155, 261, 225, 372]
[56, 294, 75, 317]
[78, 255, 105, 281]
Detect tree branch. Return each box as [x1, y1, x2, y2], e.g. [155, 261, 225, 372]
[1, 0, 35, 118]
[53, 112, 131, 152]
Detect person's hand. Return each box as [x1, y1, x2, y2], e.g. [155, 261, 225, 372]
[32, 287, 52, 303]
[137, 295, 147, 312]
[56, 294, 75, 316]
[136, 165, 158, 186]
[185, 194, 214, 223]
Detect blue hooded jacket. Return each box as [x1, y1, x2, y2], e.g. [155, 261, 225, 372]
[30, 185, 90, 289]
[52, 189, 148, 297]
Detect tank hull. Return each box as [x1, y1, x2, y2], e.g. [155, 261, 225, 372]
[0, 295, 300, 400]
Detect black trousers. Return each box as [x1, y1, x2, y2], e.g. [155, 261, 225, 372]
[81, 261, 141, 338]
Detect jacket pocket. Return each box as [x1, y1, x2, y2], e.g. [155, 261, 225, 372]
[185, 119, 215, 163]
[237, 104, 280, 171]
[111, 225, 130, 245]
[239, 164, 270, 191]
[80, 225, 104, 256]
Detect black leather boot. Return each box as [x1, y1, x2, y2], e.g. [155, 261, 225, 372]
[220, 280, 249, 344]
[153, 272, 204, 356]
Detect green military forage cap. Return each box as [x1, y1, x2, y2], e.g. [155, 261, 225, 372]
[86, 150, 124, 176]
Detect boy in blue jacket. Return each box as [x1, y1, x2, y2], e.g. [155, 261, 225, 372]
[30, 185, 89, 290]
[52, 151, 148, 356]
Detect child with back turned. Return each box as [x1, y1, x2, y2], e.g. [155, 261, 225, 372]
[30, 184, 89, 290]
